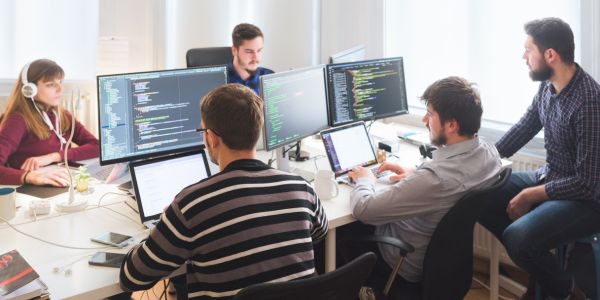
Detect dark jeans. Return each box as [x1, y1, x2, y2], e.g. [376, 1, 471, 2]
[479, 171, 600, 298]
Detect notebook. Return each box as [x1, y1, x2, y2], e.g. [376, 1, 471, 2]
[321, 121, 391, 185]
[130, 150, 211, 229]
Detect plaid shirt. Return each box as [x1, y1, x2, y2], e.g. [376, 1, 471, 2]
[227, 63, 274, 95]
[496, 64, 600, 208]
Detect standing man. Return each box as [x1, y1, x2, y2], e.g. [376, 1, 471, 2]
[227, 23, 274, 95]
[119, 84, 328, 299]
[346, 76, 502, 287]
[479, 18, 600, 300]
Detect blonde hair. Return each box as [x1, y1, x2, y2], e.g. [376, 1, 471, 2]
[0, 59, 71, 140]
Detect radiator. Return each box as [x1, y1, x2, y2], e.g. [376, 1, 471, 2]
[473, 153, 546, 266]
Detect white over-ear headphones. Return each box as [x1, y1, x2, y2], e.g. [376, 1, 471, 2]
[21, 62, 38, 99]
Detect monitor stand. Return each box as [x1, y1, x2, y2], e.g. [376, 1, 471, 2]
[288, 143, 310, 161]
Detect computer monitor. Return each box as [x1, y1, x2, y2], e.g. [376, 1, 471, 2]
[329, 44, 366, 64]
[326, 57, 409, 126]
[97, 66, 227, 165]
[260, 65, 329, 152]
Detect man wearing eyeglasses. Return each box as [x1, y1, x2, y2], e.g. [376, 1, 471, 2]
[119, 83, 328, 299]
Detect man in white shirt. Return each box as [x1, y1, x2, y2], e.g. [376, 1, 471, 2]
[346, 76, 502, 287]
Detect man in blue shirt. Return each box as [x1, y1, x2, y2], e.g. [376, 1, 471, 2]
[227, 23, 274, 95]
[479, 18, 600, 300]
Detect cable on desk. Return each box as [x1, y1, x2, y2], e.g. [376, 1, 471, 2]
[99, 204, 141, 225]
[0, 216, 113, 250]
[96, 191, 130, 207]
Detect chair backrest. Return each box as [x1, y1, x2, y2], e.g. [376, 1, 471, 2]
[186, 47, 232, 68]
[233, 252, 377, 300]
[421, 168, 512, 300]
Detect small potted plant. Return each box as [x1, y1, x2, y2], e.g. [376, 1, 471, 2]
[76, 166, 91, 192]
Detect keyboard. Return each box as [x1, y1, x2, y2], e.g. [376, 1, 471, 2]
[93, 166, 113, 181]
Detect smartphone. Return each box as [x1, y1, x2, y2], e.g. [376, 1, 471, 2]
[58, 161, 85, 169]
[90, 232, 134, 248]
[88, 252, 126, 268]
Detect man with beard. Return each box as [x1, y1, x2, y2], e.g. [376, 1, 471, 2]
[343, 76, 502, 290]
[119, 84, 328, 299]
[227, 23, 274, 95]
[478, 18, 600, 300]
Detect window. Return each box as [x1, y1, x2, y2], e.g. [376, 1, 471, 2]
[385, 0, 580, 126]
[0, 0, 99, 80]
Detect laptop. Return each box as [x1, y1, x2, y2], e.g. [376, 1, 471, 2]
[321, 121, 391, 186]
[130, 150, 211, 229]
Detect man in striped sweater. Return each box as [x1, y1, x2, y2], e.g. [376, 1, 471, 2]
[119, 83, 328, 299]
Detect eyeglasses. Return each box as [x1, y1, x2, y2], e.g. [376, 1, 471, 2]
[196, 127, 220, 136]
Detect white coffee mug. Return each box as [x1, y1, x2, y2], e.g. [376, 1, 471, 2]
[314, 170, 339, 200]
[0, 187, 16, 222]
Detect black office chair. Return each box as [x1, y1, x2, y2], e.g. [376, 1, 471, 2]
[232, 252, 377, 300]
[349, 168, 512, 300]
[185, 46, 233, 68]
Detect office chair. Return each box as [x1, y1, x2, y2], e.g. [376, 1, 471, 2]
[185, 46, 233, 68]
[347, 168, 511, 300]
[232, 252, 377, 300]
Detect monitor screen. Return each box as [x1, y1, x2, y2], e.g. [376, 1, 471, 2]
[97, 66, 227, 165]
[326, 57, 409, 126]
[329, 44, 366, 64]
[260, 65, 329, 151]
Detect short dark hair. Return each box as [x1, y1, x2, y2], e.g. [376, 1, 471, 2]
[201, 84, 263, 150]
[232, 23, 264, 48]
[524, 17, 575, 63]
[420, 76, 482, 136]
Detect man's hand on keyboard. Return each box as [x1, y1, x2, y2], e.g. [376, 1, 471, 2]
[376, 162, 416, 183]
[348, 166, 375, 183]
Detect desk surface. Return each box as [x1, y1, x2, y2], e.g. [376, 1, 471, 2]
[0, 122, 428, 299]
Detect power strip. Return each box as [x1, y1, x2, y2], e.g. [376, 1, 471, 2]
[30, 200, 51, 215]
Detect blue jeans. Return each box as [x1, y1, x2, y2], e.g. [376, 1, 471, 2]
[479, 171, 600, 298]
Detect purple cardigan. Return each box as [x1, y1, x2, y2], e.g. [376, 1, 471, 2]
[0, 112, 99, 185]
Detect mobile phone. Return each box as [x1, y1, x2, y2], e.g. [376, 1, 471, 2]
[58, 161, 85, 169]
[88, 252, 126, 268]
[90, 232, 134, 248]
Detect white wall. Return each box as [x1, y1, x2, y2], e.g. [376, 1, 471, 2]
[164, 0, 322, 71]
[320, 0, 385, 63]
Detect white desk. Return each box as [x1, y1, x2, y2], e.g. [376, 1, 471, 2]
[0, 122, 503, 299]
[0, 182, 147, 299]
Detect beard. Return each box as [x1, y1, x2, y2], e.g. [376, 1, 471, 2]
[529, 60, 554, 81]
[245, 67, 258, 77]
[426, 123, 448, 146]
[431, 131, 448, 147]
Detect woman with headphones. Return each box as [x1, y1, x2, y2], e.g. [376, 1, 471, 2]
[0, 59, 99, 186]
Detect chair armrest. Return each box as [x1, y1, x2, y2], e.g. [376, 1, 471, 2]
[348, 235, 415, 257]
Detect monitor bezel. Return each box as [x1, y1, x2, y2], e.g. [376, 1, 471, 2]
[259, 64, 331, 151]
[328, 44, 366, 64]
[96, 65, 227, 166]
[326, 57, 409, 127]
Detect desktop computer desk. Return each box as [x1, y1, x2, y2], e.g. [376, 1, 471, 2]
[0, 124, 507, 299]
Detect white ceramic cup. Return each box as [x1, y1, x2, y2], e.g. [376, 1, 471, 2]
[314, 170, 339, 200]
[0, 187, 16, 222]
